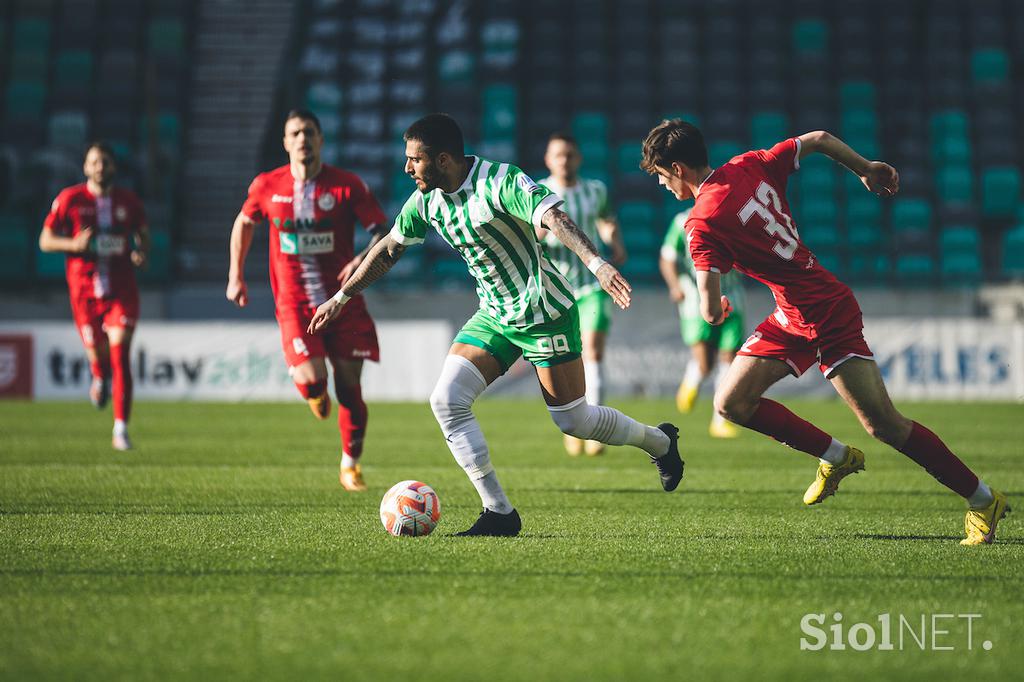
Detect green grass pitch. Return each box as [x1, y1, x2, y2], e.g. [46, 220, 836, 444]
[1, 399, 1021, 681]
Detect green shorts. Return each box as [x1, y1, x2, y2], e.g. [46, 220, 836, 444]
[454, 305, 582, 371]
[575, 289, 613, 334]
[681, 312, 745, 351]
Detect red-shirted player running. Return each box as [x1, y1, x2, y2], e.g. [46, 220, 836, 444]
[641, 119, 1009, 545]
[39, 141, 150, 451]
[227, 109, 388, 491]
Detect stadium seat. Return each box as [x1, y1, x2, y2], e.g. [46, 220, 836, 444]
[305, 81, 343, 112]
[800, 222, 841, 249]
[802, 198, 838, 225]
[846, 221, 884, 249]
[894, 252, 935, 282]
[140, 228, 171, 284]
[615, 143, 642, 176]
[840, 110, 877, 139]
[939, 225, 982, 282]
[437, 50, 475, 84]
[5, 80, 46, 121]
[813, 247, 843, 276]
[572, 113, 610, 144]
[708, 141, 743, 168]
[891, 198, 933, 234]
[750, 111, 788, 150]
[12, 18, 50, 53]
[932, 134, 972, 164]
[971, 48, 1010, 83]
[578, 139, 609, 168]
[936, 165, 973, 206]
[48, 110, 89, 148]
[147, 18, 186, 56]
[846, 194, 882, 224]
[53, 50, 94, 87]
[1002, 225, 1024, 275]
[36, 248, 66, 280]
[839, 81, 876, 111]
[481, 84, 517, 138]
[0, 215, 32, 282]
[848, 251, 891, 282]
[792, 19, 828, 54]
[981, 167, 1021, 217]
[618, 201, 657, 233]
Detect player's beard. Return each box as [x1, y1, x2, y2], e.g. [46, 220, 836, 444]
[415, 162, 443, 193]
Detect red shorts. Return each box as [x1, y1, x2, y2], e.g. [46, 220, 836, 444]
[70, 292, 139, 348]
[277, 294, 380, 368]
[737, 293, 873, 378]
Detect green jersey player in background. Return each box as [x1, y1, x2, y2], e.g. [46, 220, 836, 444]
[309, 114, 683, 536]
[537, 132, 627, 457]
[660, 208, 746, 438]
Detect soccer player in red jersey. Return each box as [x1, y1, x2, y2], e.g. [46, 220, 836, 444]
[39, 141, 150, 451]
[226, 109, 388, 491]
[641, 119, 1009, 545]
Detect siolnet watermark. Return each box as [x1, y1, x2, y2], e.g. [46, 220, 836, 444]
[800, 612, 993, 652]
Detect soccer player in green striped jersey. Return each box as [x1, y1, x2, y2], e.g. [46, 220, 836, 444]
[660, 208, 746, 438]
[309, 114, 683, 536]
[537, 132, 627, 457]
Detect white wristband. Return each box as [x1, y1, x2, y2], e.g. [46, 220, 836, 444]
[331, 289, 351, 305]
[586, 256, 608, 275]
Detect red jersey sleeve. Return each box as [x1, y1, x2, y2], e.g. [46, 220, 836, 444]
[687, 218, 735, 274]
[352, 176, 387, 231]
[752, 138, 802, 191]
[43, 190, 71, 235]
[241, 174, 266, 222]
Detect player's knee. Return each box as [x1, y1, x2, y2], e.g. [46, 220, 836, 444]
[548, 399, 592, 437]
[862, 412, 911, 446]
[429, 380, 472, 425]
[714, 391, 754, 424]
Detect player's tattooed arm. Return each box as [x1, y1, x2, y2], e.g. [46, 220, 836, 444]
[541, 207, 632, 310]
[308, 235, 406, 334]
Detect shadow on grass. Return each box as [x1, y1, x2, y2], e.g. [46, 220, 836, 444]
[852, 533, 1024, 545]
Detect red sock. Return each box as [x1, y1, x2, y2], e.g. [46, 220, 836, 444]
[335, 382, 368, 459]
[898, 422, 979, 498]
[109, 343, 132, 422]
[742, 399, 833, 458]
[295, 379, 327, 400]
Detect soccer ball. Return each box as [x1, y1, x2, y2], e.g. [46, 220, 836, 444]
[380, 480, 441, 537]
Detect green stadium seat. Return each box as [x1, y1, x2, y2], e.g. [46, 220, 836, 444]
[49, 110, 89, 147]
[53, 50, 94, 86]
[894, 253, 935, 282]
[572, 113, 610, 143]
[0, 215, 32, 282]
[618, 201, 657, 232]
[750, 111, 788, 150]
[936, 165, 973, 206]
[846, 222, 884, 249]
[848, 251, 891, 282]
[12, 18, 50, 52]
[981, 166, 1021, 218]
[971, 48, 1010, 83]
[802, 198, 838, 225]
[482, 84, 517, 138]
[930, 110, 969, 140]
[797, 161, 836, 198]
[578, 139, 610, 167]
[615, 143, 642, 175]
[148, 18, 185, 55]
[939, 226, 982, 282]
[36, 249, 66, 280]
[891, 198, 932, 234]
[932, 135, 971, 164]
[707, 141, 743, 167]
[305, 81, 343, 111]
[799, 222, 841, 249]
[437, 50, 475, 84]
[1002, 225, 1024, 275]
[839, 81, 876, 112]
[840, 110, 877, 139]
[813, 248, 843, 276]
[846, 195, 882, 225]
[140, 229, 171, 284]
[5, 80, 46, 119]
[792, 19, 827, 53]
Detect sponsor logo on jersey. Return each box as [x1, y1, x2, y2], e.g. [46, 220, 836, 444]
[351, 349, 373, 358]
[317, 193, 336, 211]
[115, 205, 128, 222]
[272, 194, 293, 203]
[94, 234, 127, 256]
[468, 196, 494, 224]
[516, 175, 542, 194]
[279, 231, 335, 255]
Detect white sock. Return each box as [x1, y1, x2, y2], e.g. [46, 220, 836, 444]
[113, 419, 127, 436]
[968, 480, 994, 509]
[341, 453, 357, 469]
[682, 358, 705, 389]
[583, 360, 604, 405]
[819, 438, 848, 465]
[429, 355, 513, 514]
[548, 397, 670, 457]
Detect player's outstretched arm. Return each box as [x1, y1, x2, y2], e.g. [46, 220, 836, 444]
[797, 130, 900, 197]
[227, 211, 256, 307]
[696, 270, 732, 325]
[308, 234, 406, 334]
[541, 206, 632, 309]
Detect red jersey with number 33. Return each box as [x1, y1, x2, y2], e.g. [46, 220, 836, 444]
[241, 164, 387, 308]
[686, 138, 853, 339]
[43, 183, 146, 301]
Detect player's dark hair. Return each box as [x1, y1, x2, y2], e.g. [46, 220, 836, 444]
[547, 131, 578, 148]
[84, 140, 116, 163]
[404, 113, 465, 159]
[284, 108, 322, 133]
[640, 119, 709, 173]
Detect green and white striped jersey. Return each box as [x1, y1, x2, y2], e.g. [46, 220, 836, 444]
[661, 209, 747, 320]
[390, 156, 575, 326]
[538, 176, 612, 297]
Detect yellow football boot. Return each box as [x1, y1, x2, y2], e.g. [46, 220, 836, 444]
[340, 463, 367, 491]
[802, 447, 865, 505]
[307, 392, 331, 420]
[708, 419, 739, 439]
[675, 382, 698, 413]
[961, 490, 1010, 546]
[564, 434, 583, 457]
